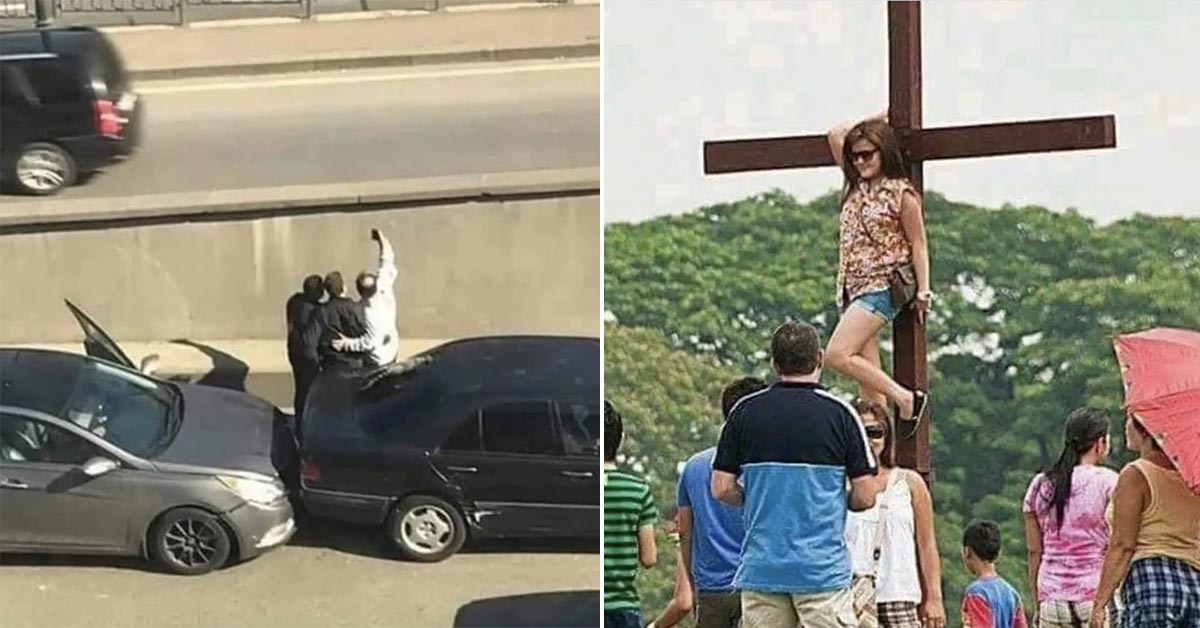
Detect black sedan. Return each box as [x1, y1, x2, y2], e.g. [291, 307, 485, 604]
[299, 335, 599, 562]
[0, 301, 296, 575]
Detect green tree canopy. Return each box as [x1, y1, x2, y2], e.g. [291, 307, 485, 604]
[604, 190, 1200, 624]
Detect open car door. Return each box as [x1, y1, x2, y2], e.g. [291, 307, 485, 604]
[64, 299, 136, 370]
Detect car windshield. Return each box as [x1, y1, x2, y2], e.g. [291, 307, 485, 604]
[60, 360, 177, 458]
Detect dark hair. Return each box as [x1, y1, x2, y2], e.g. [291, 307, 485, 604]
[1039, 407, 1109, 529]
[853, 398, 891, 465]
[604, 399, 623, 462]
[1128, 415, 1165, 455]
[302, 274, 324, 299]
[770, 321, 822, 376]
[853, 398, 888, 423]
[356, 271, 378, 299]
[962, 520, 1002, 562]
[840, 120, 910, 204]
[721, 377, 768, 419]
[323, 271, 344, 297]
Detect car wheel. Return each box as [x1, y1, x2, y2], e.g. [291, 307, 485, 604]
[385, 495, 466, 562]
[10, 143, 77, 196]
[149, 507, 233, 575]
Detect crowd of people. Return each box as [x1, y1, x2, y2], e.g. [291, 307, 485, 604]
[603, 111, 1199, 628]
[284, 227, 399, 429]
[604, 320, 1200, 628]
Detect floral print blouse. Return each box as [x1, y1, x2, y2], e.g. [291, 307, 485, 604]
[836, 177, 917, 308]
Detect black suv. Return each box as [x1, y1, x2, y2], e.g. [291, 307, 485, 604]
[298, 336, 600, 562]
[0, 27, 142, 195]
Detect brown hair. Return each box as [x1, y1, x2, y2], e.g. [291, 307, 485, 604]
[854, 397, 892, 466]
[840, 119, 910, 203]
[721, 376, 768, 420]
[770, 321, 822, 376]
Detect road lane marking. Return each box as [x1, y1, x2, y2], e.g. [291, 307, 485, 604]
[138, 60, 600, 95]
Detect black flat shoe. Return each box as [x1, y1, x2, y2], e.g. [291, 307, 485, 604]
[896, 390, 929, 440]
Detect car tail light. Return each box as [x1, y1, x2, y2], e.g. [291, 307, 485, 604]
[299, 457, 322, 484]
[94, 99, 123, 137]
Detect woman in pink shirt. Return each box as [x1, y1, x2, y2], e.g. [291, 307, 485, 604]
[1023, 407, 1119, 628]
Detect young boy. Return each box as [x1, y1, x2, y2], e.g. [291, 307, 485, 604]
[961, 520, 1029, 628]
[603, 400, 658, 628]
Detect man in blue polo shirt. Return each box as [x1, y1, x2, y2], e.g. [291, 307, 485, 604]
[656, 376, 768, 628]
[712, 320, 881, 628]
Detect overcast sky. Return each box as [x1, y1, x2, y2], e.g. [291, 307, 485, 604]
[604, 1, 1200, 224]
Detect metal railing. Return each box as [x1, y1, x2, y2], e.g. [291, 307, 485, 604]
[1, 0, 568, 26]
[1, 0, 35, 18]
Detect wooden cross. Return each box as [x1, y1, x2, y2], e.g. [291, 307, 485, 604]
[703, 2, 1116, 475]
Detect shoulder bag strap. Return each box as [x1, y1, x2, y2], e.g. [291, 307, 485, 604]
[852, 180, 914, 248]
[850, 192, 884, 249]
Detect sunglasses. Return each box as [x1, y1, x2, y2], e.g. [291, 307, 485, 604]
[864, 424, 888, 439]
[850, 148, 879, 163]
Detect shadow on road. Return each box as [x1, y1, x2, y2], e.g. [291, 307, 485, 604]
[1, 512, 596, 572]
[169, 339, 250, 392]
[285, 513, 393, 560]
[453, 590, 599, 628]
[0, 552, 150, 572]
[462, 537, 599, 555]
[288, 511, 598, 561]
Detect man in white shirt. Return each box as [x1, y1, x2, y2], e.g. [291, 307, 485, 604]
[331, 228, 399, 366]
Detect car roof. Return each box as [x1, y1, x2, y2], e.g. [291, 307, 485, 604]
[417, 335, 598, 384]
[311, 335, 598, 447]
[414, 334, 597, 362]
[0, 27, 102, 59]
[421, 334, 597, 350]
[0, 348, 87, 418]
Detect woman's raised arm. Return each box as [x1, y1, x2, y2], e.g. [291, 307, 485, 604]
[828, 109, 888, 168]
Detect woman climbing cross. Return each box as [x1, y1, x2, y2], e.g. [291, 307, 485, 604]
[825, 109, 931, 439]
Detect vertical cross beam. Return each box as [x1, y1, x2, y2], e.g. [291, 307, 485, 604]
[887, 1, 930, 475]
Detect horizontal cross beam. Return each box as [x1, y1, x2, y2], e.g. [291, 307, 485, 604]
[703, 114, 1116, 175]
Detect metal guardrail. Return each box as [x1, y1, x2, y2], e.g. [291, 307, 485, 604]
[2, 0, 310, 25]
[1, 0, 35, 18]
[0, 0, 568, 26]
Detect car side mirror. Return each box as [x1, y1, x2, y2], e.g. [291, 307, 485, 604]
[81, 457, 119, 477]
[140, 354, 160, 376]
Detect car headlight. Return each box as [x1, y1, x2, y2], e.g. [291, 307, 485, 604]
[217, 475, 285, 506]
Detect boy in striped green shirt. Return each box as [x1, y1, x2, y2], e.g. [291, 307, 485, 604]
[603, 400, 658, 628]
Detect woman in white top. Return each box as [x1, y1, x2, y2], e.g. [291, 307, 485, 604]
[845, 398, 946, 628]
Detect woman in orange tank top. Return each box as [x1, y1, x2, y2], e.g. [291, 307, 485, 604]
[1090, 415, 1200, 628]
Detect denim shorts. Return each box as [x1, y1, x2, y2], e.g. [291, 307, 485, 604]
[848, 289, 899, 322]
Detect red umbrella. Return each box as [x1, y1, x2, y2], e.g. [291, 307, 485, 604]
[1113, 328, 1200, 495]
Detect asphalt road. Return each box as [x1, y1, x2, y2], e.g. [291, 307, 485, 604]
[0, 515, 600, 627]
[25, 59, 599, 200]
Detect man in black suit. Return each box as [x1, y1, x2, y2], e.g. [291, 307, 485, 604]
[285, 274, 323, 419]
[305, 271, 370, 373]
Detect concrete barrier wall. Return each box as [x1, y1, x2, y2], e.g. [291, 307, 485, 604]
[1, 0, 580, 28]
[0, 193, 599, 343]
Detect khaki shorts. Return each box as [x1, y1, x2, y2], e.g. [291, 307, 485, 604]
[1037, 600, 1105, 628]
[742, 587, 858, 628]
